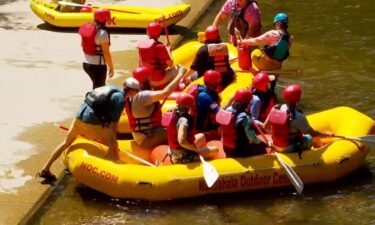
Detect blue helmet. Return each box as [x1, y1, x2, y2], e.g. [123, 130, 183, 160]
[273, 13, 288, 23]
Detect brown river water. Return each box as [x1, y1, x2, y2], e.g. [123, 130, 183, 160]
[2, 0, 375, 224]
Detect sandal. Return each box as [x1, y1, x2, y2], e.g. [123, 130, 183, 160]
[36, 170, 57, 182]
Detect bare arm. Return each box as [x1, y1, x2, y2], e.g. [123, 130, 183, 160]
[102, 41, 114, 78]
[181, 68, 196, 83]
[213, 13, 226, 28]
[107, 121, 119, 160]
[178, 125, 197, 151]
[150, 66, 187, 102]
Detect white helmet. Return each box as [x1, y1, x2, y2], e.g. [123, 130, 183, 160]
[123, 77, 141, 90]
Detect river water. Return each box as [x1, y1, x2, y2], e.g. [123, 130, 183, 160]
[26, 0, 375, 224]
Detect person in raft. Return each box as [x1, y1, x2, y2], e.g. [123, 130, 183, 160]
[36, 80, 140, 183]
[219, 89, 266, 157]
[213, 0, 261, 46]
[165, 93, 218, 164]
[137, 22, 181, 90]
[125, 66, 187, 148]
[250, 72, 276, 123]
[192, 70, 222, 141]
[181, 26, 235, 89]
[79, 8, 114, 89]
[264, 85, 327, 153]
[239, 12, 293, 71]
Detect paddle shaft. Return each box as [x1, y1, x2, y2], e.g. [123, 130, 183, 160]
[55, 124, 156, 167]
[58, 1, 140, 14]
[329, 133, 375, 148]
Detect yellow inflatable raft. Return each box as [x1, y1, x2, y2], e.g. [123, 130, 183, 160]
[30, 0, 190, 28]
[62, 106, 375, 201]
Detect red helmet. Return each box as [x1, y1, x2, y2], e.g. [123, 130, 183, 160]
[283, 84, 302, 104]
[132, 66, 150, 83]
[176, 93, 195, 108]
[234, 89, 253, 104]
[94, 8, 110, 23]
[147, 22, 162, 38]
[203, 70, 221, 85]
[252, 72, 270, 91]
[205, 26, 220, 42]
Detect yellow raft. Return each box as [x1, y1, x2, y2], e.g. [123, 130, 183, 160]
[30, 0, 190, 28]
[62, 106, 375, 201]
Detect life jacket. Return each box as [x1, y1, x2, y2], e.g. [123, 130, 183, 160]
[79, 22, 110, 60]
[227, 0, 252, 38]
[206, 43, 231, 73]
[221, 111, 238, 153]
[137, 39, 169, 81]
[268, 105, 302, 147]
[189, 85, 220, 132]
[264, 31, 290, 62]
[84, 86, 119, 126]
[252, 89, 276, 122]
[125, 99, 162, 132]
[165, 113, 196, 150]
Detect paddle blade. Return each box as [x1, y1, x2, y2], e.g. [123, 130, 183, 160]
[275, 152, 304, 194]
[199, 155, 219, 188]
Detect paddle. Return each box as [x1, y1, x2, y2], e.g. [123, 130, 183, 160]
[58, 1, 140, 14]
[55, 124, 156, 167]
[237, 69, 303, 75]
[251, 119, 304, 194]
[199, 155, 219, 188]
[327, 133, 375, 149]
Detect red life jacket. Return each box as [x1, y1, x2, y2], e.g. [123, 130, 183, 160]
[79, 22, 108, 56]
[125, 99, 162, 132]
[137, 39, 170, 81]
[221, 112, 237, 154]
[268, 105, 301, 147]
[207, 43, 231, 73]
[166, 113, 196, 150]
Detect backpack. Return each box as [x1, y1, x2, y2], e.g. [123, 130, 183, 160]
[84, 86, 119, 126]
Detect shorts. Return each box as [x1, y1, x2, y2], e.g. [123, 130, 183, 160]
[169, 148, 196, 164]
[132, 127, 168, 148]
[70, 118, 109, 144]
[251, 49, 282, 71]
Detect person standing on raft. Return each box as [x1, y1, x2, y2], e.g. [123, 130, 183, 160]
[213, 0, 261, 46]
[239, 12, 293, 71]
[79, 8, 115, 89]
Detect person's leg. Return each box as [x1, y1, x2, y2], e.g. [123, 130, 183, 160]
[39, 119, 80, 175]
[93, 64, 107, 89]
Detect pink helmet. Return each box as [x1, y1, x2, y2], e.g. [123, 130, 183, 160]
[147, 22, 162, 38]
[94, 8, 111, 23]
[132, 66, 150, 83]
[283, 84, 302, 104]
[252, 72, 270, 91]
[234, 89, 253, 104]
[203, 70, 221, 85]
[176, 93, 195, 108]
[205, 26, 220, 42]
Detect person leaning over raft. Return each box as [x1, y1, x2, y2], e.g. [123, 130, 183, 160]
[181, 26, 235, 89]
[125, 66, 187, 149]
[239, 12, 293, 71]
[264, 85, 328, 153]
[213, 0, 261, 46]
[36, 79, 140, 183]
[165, 94, 218, 164]
[219, 89, 267, 157]
[79, 8, 114, 89]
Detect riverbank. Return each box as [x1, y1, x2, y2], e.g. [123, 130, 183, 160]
[0, 0, 213, 224]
